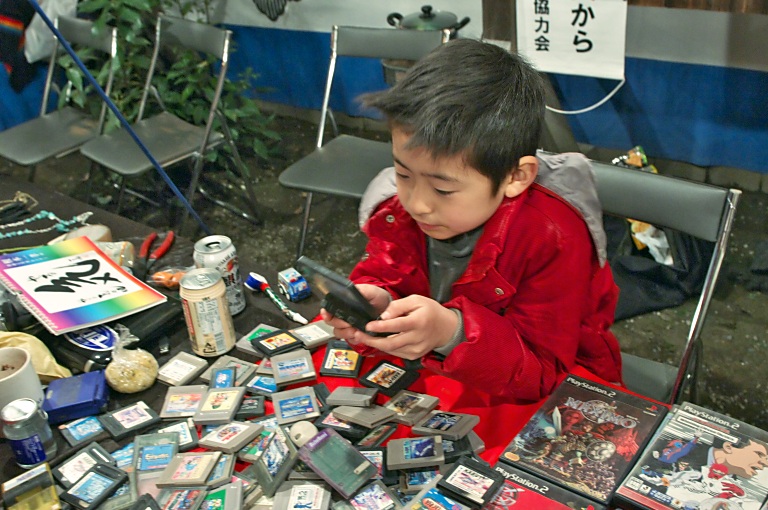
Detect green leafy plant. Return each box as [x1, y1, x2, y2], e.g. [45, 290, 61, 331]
[63, 0, 279, 170]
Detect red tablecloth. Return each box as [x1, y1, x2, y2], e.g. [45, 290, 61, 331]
[266, 345, 614, 464]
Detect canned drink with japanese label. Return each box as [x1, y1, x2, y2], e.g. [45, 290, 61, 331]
[193, 235, 246, 315]
[2, 397, 57, 468]
[179, 268, 236, 357]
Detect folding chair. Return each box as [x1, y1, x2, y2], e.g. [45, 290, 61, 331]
[278, 25, 450, 260]
[79, 15, 259, 223]
[589, 158, 741, 404]
[0, 15, 117, 182]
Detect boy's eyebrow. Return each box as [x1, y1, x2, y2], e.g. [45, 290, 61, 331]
[392, 155, 409, 170]
[392, 155, 460, 183]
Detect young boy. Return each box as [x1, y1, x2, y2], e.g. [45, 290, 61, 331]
[321, 39, 622, 402]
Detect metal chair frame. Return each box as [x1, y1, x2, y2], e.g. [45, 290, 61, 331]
[0, 16, 117, 182]
[79, 15, 259, 224]
[278, 25, 450, 260]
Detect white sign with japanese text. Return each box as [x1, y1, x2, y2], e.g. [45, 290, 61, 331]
[516, 0, 627, 80]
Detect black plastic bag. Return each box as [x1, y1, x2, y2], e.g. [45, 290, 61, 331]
[604, 214, 714, 320]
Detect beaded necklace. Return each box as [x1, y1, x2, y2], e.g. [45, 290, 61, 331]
[0, 211, 93, 240]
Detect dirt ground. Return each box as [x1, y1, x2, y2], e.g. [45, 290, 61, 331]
[3, 114, 768, 428]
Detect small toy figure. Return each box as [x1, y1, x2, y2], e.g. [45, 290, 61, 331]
[277, 267, 311, 302]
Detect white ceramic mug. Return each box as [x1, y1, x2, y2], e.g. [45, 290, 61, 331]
[0, 347, 44, 417]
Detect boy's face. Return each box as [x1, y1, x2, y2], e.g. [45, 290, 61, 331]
[392, 128, 508, 240]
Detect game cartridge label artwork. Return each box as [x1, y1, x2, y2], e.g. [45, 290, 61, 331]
[263, 432, 291, 477]
[404, 437, 436, 460]
[61, 416, 104, 442]
[209, 423, 250, 445]
[405, 468, 441, 488]
[138, 444, 174, 471]
[159, 359, 197, 381]
[247, 375, 278, 394]
[159, 488, 204, 510]
[412, 488, 462, 510]
[359, 450, 385, 479]
[388, 392, 424, 414]
[421, 412, 460, 432]
[279, 395, 315, 420]
[58, 452, 98, 485]
[200, 390, 238, 412]
[113, 404, 154, 428]
[276, 358, 312, 378]
[357, 423, 398, 447]
[260, 332, 299, 350]
[159, 421, 194, 446]
[366, 363, 405, 388]
[287, 484, 325, 510]
[324, 346, 359, 372]
[293, 323, 331, 342]
[349, 483, 397, 510]
[444, 465, 494, 500]
[319, 412, 354, 431]
[166, 393, 202, 415]
[69, 471, 114, 504]
[499, 375, 666, 504]
[240, 430, 274, 460]
[169, 454, 213, 481]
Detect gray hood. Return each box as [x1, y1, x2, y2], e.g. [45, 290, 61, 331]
[358, 151, 607, 266]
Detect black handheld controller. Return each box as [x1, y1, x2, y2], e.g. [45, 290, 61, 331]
[321, 292, 379, 334]
[296, 256, 389, 337]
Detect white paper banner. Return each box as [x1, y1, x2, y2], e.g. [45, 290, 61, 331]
[517, 0, 627, 80]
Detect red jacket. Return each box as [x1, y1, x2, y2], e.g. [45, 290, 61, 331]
[350, 181, 623, 403]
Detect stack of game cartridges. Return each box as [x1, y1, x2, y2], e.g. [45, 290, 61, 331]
[22, 318, 506, 510]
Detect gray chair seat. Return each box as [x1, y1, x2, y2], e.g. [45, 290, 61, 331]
[278, 135, 392, 199]
[278, 25, 450, 259]
[0, 108, 97, 166]
[80, 111, 224, 177]
[621, 352, 678, 404]
[0, 16, 117, 182]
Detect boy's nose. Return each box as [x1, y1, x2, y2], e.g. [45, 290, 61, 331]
[405, 189, 432, 216]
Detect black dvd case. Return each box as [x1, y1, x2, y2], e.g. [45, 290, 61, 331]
[614, 401, 768, 510]
[498, 374, 667, 505]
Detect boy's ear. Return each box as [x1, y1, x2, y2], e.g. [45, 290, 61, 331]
[503, 156, 538, 198]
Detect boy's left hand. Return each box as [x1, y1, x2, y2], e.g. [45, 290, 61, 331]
[358, 295, 459, 360]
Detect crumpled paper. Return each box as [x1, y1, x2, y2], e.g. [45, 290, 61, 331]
[614, 146, 673, 266]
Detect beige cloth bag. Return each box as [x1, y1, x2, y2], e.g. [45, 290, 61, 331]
[0, 331, 72, 383]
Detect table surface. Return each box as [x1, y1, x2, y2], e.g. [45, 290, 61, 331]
[0, 177, 327, 482]
[0, 176, 588, 488]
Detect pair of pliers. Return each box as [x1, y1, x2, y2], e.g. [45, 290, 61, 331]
[136, 231, 175, 280]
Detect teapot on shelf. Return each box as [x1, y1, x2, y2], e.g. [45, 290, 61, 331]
[386, 5, 470, 39]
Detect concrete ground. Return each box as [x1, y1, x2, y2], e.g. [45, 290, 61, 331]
[2, 112, 767, 430]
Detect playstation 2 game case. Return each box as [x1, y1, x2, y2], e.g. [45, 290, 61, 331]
[491, 462, 606, 510]
[498, 374, 668, 505]
[613, 401, 768, 510]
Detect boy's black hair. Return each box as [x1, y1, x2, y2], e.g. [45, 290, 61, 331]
[363, 39, 546, 194]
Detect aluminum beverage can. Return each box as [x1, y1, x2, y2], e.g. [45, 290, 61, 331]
[1, 398, 57, 468]
[179, 268, 236, 357]
[193, 235, 246, 315]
